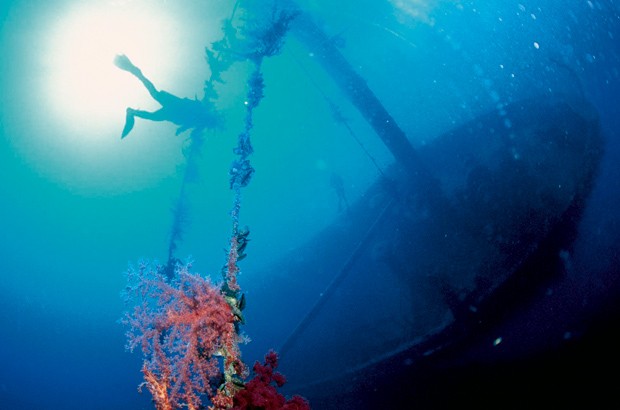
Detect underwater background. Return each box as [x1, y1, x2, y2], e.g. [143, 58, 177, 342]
[1, 0, 619, 408]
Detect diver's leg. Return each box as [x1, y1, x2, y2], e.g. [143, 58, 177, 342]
[132, 108, 167, 121]
[121, 108, 168, 139]
[114, 54, 160, 101]
[133, 72, 160, 102]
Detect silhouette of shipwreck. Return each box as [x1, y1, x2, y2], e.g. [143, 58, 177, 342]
[241, 6, 604, 408]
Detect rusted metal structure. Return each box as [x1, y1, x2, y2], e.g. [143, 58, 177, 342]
[240, 4, 604, 408]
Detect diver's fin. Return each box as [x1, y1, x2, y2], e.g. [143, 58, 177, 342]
[121, 109, 135, 139]
[114, 54, 140, 76]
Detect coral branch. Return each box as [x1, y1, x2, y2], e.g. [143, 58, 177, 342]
[141, 366, 173, 410]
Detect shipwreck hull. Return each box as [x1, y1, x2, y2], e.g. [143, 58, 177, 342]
[246, 97, 603, 406]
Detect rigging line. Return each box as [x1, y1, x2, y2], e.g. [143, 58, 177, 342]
[369, 21, 418, 50]
[278, 197, 396, 358]
[332, 103, 389, 180]
[287, 49, 388, 179]
[164, 132, 204, 278]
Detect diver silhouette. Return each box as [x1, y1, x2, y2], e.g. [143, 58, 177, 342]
[330, 172, 349, 213]
[114, 54, 220, 139]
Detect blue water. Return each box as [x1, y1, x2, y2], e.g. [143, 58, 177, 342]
[1, 1, 619, 408]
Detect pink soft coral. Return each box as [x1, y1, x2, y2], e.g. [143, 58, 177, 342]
[122, 262, 309, 410]
[122, 261, 245, 410]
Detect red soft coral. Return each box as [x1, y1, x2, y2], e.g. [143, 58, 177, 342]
[231, 351, 310, 410]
